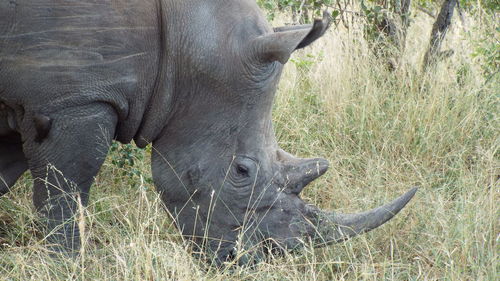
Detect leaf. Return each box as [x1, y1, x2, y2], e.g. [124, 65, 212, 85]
[331, 10, 340, 19]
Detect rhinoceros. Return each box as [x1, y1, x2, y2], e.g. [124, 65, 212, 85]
[0, 0, 417, 264]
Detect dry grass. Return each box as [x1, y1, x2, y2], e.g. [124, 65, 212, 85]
[1, 11, 498, 281]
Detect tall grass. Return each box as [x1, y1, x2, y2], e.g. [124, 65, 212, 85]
[1, 11, 498, 280]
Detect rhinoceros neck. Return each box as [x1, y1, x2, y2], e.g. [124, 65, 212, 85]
[133, 0, 175, 148]
[134, 0, 237, 147]
[134, 0, 269, 147]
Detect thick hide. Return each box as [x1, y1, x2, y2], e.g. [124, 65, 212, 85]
[0, 0, 416, 265]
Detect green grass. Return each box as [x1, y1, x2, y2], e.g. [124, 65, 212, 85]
[1, 11, 498, 281]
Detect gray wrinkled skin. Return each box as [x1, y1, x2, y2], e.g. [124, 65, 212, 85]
[0, 0, 416, 265]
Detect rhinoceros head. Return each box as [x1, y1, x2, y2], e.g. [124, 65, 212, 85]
[150, 4, 416, 265]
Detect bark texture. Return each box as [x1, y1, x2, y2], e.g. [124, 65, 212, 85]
[423, 0, 457, 71]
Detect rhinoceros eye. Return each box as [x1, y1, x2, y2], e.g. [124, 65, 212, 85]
[236, 164, 249, 177]
[230, 157, 257, 184]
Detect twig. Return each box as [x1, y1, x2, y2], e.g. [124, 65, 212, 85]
[484, 70, 499, 86]
[418, 6, 436, 18]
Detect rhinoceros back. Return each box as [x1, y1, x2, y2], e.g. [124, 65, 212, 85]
[0, 0, 163, 142]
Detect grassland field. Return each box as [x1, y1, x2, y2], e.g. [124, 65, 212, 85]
[0, 8, 498, 281]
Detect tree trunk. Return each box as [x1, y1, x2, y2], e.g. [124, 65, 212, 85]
[423, 0, 457, 71]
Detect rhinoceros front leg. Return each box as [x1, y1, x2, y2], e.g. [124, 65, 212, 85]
[0, 137, 28, 196]
[22, 104, 117, 253]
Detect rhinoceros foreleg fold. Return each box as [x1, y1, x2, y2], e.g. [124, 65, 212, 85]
[23, 103, 117, 252]
[0, 136, 28, 196]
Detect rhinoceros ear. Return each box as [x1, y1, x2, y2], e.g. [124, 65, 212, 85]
[253, 11, 330, 64]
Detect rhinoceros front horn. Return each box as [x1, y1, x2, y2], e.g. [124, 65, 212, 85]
[305, 187, 418, 246]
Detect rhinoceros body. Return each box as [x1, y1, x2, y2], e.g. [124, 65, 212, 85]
[0, 0, 416, 264]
